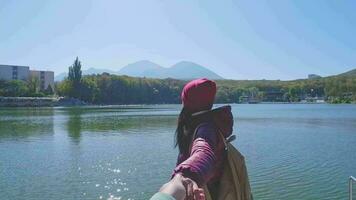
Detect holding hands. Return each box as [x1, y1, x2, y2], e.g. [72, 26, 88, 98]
[156, 174, 205, 200]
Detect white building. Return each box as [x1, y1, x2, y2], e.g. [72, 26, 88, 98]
[0, 65, 30, 81]
[0, 64, 54, 91]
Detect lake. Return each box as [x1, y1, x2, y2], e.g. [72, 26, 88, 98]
[0, 104, 355, 200]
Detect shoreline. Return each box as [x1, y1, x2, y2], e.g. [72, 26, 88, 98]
[0, 97, 355, 107]
[0, 97, 87, 107]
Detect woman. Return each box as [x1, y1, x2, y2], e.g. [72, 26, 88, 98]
[172, 78, 234, 199]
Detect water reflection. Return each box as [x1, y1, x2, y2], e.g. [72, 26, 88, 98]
[63, 106, 178, 144]
[66, 108, 83, 143]
[63, 107, 177, 131]
[0, 107, 54, 139]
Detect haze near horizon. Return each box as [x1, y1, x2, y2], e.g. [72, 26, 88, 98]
[1, 0, 355, 80]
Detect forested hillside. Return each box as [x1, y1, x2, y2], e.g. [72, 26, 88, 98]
[54, 72, 356, 104]
[2, 57, 355, 104]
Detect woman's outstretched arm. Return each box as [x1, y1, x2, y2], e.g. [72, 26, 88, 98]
[173, 123, 219, 186]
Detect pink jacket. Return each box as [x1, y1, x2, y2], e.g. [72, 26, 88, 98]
[172, 106, 233, 186]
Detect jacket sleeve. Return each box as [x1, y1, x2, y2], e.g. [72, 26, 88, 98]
[173, 123, 219, 186]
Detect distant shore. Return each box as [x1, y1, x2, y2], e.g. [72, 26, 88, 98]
[0, 97, 87, 107]
[1, 97, 355, 107]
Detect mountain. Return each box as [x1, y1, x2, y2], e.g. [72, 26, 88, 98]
[118, 60, 164, 77]
[166, 61, 223, 80]
[55, 68, 119, 81]
[55, 72, 68, 81]
[118, 60, 223, 80]
[337, 68, 356, 77]
[55, 60, 224, 81]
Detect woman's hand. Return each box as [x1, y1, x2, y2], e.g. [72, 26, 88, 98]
[159, 174, 186, 200]
[159, 174, 205, 200]
[181, 176, 205, 200]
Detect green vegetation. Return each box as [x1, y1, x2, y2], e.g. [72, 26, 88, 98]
[67, 57, 82, 98]
[0, 80, 29, 97]
[55, 58, 356, 104]
[56, 73, 184, 104]
[1, 57, 355, 104]
[0, 79, 53, 97]
[215, 76, 356, 103]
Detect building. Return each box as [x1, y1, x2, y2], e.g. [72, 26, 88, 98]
[305, 96, 326, 103]
[0, 65, 30, 81]
[0, 64, 54, 91]
[30, 70, 54, 91]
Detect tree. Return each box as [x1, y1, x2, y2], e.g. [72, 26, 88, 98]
[0, 80, 6, 96]
[54, 70, 356, 104]
[44, 84, 54, 95]
[56, 79, 73, 97]
[68, 57, 82, 97]
[68, 57, 82, 84]
[4, 80, 29, 97]
[28, 74, 40, 95]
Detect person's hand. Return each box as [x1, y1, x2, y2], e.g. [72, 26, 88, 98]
[159, 174, 205, 200]
[159, 174, 186, 200]
[181, 176, 205, 200]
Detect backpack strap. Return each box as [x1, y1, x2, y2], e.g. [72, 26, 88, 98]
[217, 129, 236, 151]
[203, 185, 213, 200]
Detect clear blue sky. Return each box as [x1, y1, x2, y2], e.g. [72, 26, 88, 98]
[1, 0, 355, 80]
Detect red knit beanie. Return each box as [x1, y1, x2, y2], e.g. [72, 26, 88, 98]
[181, 78, 217, 113]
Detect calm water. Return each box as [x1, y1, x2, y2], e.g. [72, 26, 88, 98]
[0, 104, 355, 200]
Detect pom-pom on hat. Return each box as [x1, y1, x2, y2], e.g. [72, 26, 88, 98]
[181, 78, 217, 113]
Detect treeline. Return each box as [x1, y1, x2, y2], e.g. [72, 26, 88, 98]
[56, 74, 356, 104]
[2, 58, 355, 104]
[55, 58, 356, 104]
[215, 76, 356, 103]
[56, 57, 184, 104]
[56, 74, 184, 104]
[0, 79, 54, 97]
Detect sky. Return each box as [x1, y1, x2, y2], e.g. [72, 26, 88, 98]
[1, 0, 356, 80]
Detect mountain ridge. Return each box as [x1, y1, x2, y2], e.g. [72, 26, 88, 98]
[55, 61, 356, 82]
[337, 68, 356, 77]
[54, 67, 119, 81]
[55, 60, 223, 81]
[119, 60, 164, 78]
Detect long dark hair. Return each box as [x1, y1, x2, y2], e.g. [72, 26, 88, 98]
[175, 107, 192, 155]
[175, 107, 212, 155]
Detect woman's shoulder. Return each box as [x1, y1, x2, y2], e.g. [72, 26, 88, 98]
[194, 121, 218, 144]
[196, 121, 216, 132]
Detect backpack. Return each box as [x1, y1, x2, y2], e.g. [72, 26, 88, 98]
[203, 132, 253, 200]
